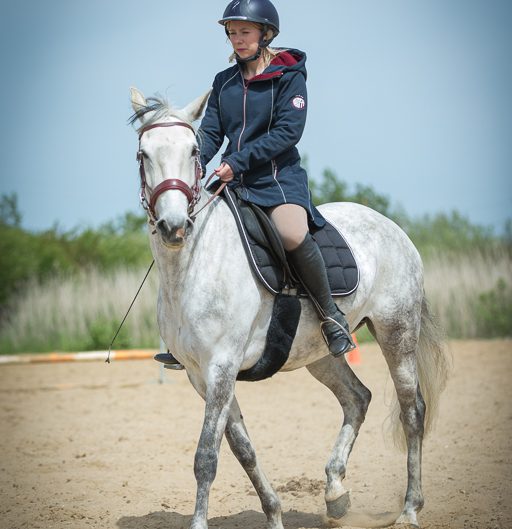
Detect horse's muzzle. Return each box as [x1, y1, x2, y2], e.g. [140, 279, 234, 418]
[156, 218, 193, 248]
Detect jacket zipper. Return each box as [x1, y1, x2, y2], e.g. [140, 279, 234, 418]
[238, 82, 249, 187]
[236, 73, 282, 194]
[272, 159, 287, 203]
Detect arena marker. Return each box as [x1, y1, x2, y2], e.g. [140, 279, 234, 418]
[347, 334, 361, 365]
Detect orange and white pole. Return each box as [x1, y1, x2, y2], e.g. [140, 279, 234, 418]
[0, 349, 155, 365]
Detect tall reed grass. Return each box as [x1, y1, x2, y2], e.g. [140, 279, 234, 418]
[0, 267, 159, 353]
[0, 249, 510, 354]
[423, 247, 511, 338]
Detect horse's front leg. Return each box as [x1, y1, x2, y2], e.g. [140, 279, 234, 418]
[225, 397, 283, 529]
[189, 363, 239, 529]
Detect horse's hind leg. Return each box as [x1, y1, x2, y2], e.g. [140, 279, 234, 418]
[307, 355, 372, 519]
[225, 397, 283, 529]
[369, 316, 425, 527]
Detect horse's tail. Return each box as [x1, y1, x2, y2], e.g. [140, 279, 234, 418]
[389, 295, 451, 450]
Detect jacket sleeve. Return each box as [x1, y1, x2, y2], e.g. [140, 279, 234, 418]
[198, 75, 225, 175]
[223, 72, 307, 175]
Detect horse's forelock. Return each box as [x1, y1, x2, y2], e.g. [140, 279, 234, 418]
[128, 96, 194, 134]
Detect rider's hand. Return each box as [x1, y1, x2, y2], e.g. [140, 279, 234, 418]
[215, 162, 234, 183]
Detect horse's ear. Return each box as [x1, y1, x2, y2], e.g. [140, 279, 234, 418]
[130, 86, 147, 115]
[181, 90, 212, 123]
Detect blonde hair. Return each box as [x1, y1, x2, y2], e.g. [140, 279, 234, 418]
[225, 21, 278, 68]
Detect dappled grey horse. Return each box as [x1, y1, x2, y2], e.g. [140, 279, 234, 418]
[129, 87, 449, 529]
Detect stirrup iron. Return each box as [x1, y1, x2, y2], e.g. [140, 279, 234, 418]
[320, 316, 356, 357]
[154, 352, 185, 370]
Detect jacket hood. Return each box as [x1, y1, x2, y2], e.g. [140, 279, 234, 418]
[246, 48, 307, 82]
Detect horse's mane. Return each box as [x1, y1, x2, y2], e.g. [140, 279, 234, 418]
[128, 95, 194, 135]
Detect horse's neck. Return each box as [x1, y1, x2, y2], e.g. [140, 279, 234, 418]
[151, 190, 237, 297]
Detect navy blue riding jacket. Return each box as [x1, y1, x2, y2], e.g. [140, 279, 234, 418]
[198, 48, 325, 227]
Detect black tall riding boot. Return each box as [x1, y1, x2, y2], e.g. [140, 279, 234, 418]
[288, 233, 354, 357]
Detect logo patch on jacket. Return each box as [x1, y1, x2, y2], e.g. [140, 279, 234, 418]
[291, 95, 306, 110]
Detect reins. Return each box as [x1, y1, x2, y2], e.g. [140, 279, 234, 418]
[190, 175, 227, 221]
[105, 260, 154, 363]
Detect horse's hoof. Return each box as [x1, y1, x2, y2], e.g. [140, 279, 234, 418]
[326, 491, 351, 519]
[395, 511, 419, 528]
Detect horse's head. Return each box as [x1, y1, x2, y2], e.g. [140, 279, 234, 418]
[130, 87, 210, 248]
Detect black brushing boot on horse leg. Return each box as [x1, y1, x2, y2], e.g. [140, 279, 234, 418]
[154, 351, 184, 369]
[288, 233, 354, 357]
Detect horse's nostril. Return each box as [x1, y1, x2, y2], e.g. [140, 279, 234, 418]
[156, 219, 171, 236]
[156, 218, 188, 245]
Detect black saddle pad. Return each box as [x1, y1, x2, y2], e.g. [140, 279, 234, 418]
[221, 185, 359, 297]
[309, 222, 359, 297]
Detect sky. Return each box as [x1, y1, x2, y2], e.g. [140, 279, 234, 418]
[0, 0, 511, 232]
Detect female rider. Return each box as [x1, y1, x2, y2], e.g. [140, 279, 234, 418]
[156, 0, 352, 367]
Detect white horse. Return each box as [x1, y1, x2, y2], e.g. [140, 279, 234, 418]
[129, 87, 449, 529]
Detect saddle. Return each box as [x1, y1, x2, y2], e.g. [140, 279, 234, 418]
[221, 185, 359, 297]
[203, 183, 360, 383]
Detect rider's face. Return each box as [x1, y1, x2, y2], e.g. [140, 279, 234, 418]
[227, 21, 262, 59]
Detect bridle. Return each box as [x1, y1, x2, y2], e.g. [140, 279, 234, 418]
[137, 120, 227, 227]
[137, 121, 202, 224]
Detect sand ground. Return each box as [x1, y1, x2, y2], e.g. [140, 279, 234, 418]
[1, 340, 511, 529]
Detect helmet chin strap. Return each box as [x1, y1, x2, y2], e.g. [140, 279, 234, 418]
[235, 47, 262, 64]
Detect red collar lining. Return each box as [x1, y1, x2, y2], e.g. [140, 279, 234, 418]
[245, 51, 298, 83]
[270, 51, 299, 67]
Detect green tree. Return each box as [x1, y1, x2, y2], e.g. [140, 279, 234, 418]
[403, 210, 496, 256]
[309, 167, 393, 219]
[351, 183, 391, 217]
[0, 193, 22, 227]
[310, 168, 350, 205]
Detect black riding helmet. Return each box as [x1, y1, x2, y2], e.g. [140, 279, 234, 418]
[219, 0, 280, 62]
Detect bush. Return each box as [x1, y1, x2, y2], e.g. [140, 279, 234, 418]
[474, 278, 512, 338]
[0, 207, 151, 312]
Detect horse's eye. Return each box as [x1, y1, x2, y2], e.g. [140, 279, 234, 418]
[192, 146, 199, 157]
